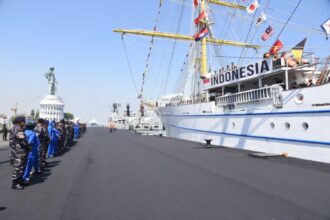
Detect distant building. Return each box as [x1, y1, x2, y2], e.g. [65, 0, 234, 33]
[89, 118, 98, 127]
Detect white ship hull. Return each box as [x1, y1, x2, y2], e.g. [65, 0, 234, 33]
[157, 83, 330, 163]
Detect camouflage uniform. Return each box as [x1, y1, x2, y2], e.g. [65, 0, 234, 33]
[66, 123, 74, 147]
[35, 123, 49, 169]
[57, 125, 66, 152]
[9, 124, 28, 184]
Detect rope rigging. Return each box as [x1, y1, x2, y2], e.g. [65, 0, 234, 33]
[159, 0, 186, 98]
[121, 36, 139, 95]
[273, 0, 303, 43]
[139, 0, 164, 101]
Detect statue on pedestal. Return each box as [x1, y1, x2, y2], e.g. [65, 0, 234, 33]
[45, 67, 57, 95]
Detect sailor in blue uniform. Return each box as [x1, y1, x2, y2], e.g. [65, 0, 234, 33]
[47, 121, 56, 157]
[74, 123, 80, 140]
[53, 124, 61, 154]
[23, 121, 41, 182]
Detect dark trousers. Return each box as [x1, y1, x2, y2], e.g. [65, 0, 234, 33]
[3, 133, 7, 141]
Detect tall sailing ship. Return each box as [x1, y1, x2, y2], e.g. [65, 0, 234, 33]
[114, 0, 330, 163]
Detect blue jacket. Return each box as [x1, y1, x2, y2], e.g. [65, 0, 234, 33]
[74, 124, 80, 133]
[54, 128, 61, 141]
[48, 122, 56, 140]
[25, 129, 40, 154]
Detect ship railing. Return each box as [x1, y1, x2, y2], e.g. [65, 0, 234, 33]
[215, 85, 282, 106]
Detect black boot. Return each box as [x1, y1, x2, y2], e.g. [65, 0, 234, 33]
[11, 179, 24, 190]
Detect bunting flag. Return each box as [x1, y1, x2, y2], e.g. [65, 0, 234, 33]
[269, 39, 284, 55]
[194, 11, 206, 25]
[261, 25, 274, 41]
[321, 18, 330, 40]
[203, 78, 210, 84]
[247, 0, 259, 14]
[194, 27, 209, 41]
[291, 38, 307, 61]
[256, 12, 266, 26]
[194, 0, 199, 8]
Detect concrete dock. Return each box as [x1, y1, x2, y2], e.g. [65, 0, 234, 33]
[0, 128, 329, 220]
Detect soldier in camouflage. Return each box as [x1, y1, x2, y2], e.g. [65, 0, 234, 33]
[9, 116, 28, 190]
[35, 118, 49, 170]
[57, 120, 66, 153]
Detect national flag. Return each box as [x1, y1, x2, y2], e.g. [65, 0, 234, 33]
[194, 11, 206, 25]
[256, 12, 266, 26]
[247, 0, 259, 14]
[321, 18, 330, 39]
[261, 25, 274, 41]
[203, 78, 210, 84]
[269, 39, 284, 55]
[194, 27, 209, 41]
[194, 0, 199, 8]
[291, 38, 307, 61]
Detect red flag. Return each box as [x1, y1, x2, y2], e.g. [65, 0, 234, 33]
[194, 11, 206, 25]
[194, 0, 198, 8]
[261, 25, 274, 41]
[269, 39, 284, 55]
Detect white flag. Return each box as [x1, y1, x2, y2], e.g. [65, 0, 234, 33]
[247, 0, 259, 14]
[256, 12, 266, 25]
[321, 18, 330, 39]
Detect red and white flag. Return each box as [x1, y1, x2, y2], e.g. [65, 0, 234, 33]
[194, 11, 206, 25]
[247, 0, 259, 14]
[194, 27, 209, 41]
[203, 78, 210, 84]
[194, 0, 199, 8]
[256, 12, 266, 25]
[261, 25, 274, 41]
[269, 39, 284, 55]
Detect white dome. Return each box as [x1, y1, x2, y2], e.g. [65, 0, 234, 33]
[40, 95, 65, 106]
[39, 95, 65, 122]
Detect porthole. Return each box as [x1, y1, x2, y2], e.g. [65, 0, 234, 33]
[270, 122, 275, 129]
[302, 122, 309, 130]
[295, 93, 304, 104]
[285, 122, 291, 130]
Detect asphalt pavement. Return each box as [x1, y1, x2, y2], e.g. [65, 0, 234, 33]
[0, 128, 329, 220]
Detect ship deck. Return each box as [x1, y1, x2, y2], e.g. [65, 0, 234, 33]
[0, 128, 329, 219]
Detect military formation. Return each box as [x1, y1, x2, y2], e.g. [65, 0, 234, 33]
[9, 116, 86, 190]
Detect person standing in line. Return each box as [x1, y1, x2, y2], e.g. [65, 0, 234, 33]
[53, 123, 61, 155]
[2, 124, 8, 141]
[35, 118, 48, 170]
[73, 123, 80, 140]
[22, 121, 41, 182]
[47, 121, 56, 158]
[57, 121, 65, 153]
[9, 116, 28, 190]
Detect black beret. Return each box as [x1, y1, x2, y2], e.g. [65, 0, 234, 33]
[26, 121, 36, 130]
[38, 118, 45, 124]
[13, 116, 26, 124]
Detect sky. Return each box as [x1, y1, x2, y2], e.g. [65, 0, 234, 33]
[0, 0, 329, 124]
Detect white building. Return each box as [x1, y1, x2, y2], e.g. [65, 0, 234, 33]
[39, 95, 65, 122]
